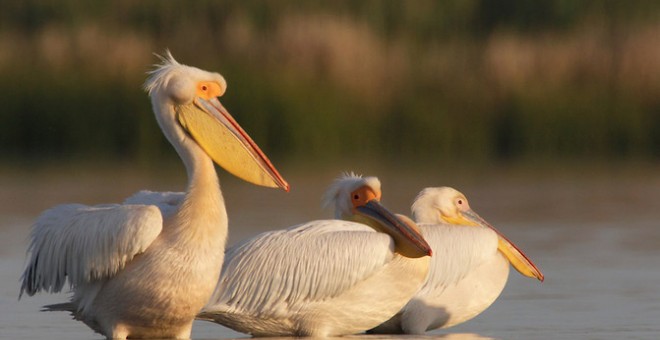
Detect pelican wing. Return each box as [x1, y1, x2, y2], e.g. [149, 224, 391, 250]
[204, 221, 394, 317]
[20, 203, 163, 297]
[123, 190, 184, 218]
[416, 224, 499, 295]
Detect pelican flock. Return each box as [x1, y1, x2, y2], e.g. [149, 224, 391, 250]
[19, 52, 543, 339]
[198, 173, 433, 337]
[19, 52, 289, 339]
[370, 186, 544, 334]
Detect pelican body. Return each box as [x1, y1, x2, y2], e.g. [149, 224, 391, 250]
[198, 174, 432, 337]
[370, 187, 543, 334]
[19, 53, 288, 339]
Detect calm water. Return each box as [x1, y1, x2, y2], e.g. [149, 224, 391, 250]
[1, 165, 659, 339]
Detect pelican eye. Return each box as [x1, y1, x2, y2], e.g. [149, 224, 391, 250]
[196, 81, 222, 99]
[351, 192, 363, 207]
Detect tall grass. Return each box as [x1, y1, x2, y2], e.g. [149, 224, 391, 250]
[0, 0, 658, 165]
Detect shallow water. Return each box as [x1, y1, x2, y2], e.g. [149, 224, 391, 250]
[1, 166, 659, 339]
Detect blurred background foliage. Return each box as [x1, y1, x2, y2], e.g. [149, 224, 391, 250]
[0, 0, 659, 168]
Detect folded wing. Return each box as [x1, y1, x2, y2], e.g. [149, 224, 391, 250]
[203, 221, 394, 317]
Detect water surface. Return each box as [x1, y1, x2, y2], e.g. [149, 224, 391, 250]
[1, 166, 658, 339]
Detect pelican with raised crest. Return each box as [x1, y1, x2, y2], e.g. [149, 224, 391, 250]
[19, 52, 289, 339]
[198, 173, 432, 337]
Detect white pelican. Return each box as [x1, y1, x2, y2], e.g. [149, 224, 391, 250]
[198, 173, 432, 337]
[19, 52, 289, 339]
[369, 187, 544, 334]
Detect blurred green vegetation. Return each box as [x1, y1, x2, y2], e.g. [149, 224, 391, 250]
[0, 0, 659, 167]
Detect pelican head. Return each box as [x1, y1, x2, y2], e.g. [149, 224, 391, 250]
[412, 187, 544, 281]
[322, 172, 382, 220]
[412, 187, 473, 225]
[323, 173, 432, 258]
[144, 51, 289, 191]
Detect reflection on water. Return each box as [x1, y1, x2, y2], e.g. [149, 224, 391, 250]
[349, 335, 495, 340]
[192, 333, 495, 340]
[1, 166, 659, 340]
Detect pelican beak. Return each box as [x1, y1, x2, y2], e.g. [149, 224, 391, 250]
[462, 209, 544, 282]
[355, 200, 432, 258]
[176, 97, 289, 191]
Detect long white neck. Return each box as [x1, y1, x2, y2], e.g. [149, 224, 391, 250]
[154, 100, 228, 249]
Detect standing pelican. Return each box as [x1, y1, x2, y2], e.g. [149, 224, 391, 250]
[19, 52, 289, 339]
[370, 187, 543, 334]
[198, 173, 432, 337]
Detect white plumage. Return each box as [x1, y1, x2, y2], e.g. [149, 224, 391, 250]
[216, 222, 393, 313]
[370, 187, 543, 334]
[19, 52, 288, 339]
[21, 204, 162, 296]
[123, 191, 184, 218]
[198, 173, 432, 337]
